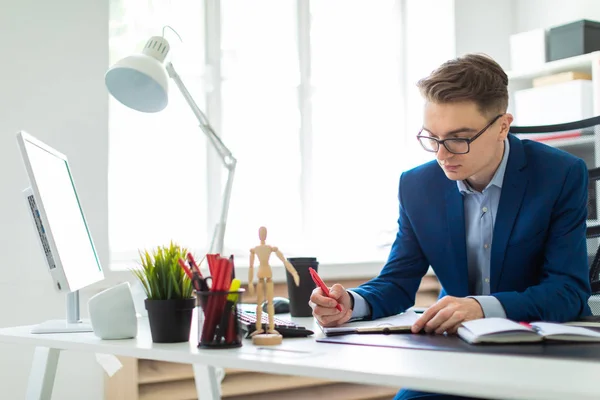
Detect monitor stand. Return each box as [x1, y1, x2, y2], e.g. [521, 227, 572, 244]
[31, 291, 93, 334]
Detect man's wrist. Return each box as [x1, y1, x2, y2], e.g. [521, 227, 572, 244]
[468, 295, 507, 319]
[348, 290, 355, 310]
[347, 290, 370, 320]
[470, 297, 484, 319]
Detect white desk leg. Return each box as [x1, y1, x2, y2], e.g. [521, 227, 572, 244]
[193, 364, 221, 400]
[26, 347, 61, 400]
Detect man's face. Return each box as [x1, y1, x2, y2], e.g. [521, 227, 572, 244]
[420, 101, 510, 183]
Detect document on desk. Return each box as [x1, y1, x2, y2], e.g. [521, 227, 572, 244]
[319, 310, 419, 336]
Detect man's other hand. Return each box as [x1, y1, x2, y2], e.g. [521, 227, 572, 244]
[309, 284, 353, 327]
[411, 296, 484, 334]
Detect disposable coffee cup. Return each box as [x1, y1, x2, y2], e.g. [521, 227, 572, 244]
[285, 257, 319, 317]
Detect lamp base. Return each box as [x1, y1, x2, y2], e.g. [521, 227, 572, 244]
[30, 319, 93, 334]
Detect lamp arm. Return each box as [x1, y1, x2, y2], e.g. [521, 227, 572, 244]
[209, 165, 235, 254]
[166, 63, 236, 170]
[165, 62, 237, 255]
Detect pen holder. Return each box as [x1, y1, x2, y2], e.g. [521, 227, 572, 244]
[196, 289, 245, 349]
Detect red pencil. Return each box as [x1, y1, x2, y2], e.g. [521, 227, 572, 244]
[202, 255, 234, 343]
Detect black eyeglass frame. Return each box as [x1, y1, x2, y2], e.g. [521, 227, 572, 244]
[416, 114, 504, 154]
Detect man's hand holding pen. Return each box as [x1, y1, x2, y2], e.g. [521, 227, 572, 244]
[309, 284, 353, 327]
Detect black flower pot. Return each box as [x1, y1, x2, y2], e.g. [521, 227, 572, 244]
[145, 298, 196, 343]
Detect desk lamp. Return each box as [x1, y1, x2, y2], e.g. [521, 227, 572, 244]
[104, 30, 236, 255]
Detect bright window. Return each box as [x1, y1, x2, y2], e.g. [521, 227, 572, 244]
[108, 0, 456, 268]
[308, 0, 404, 263]
[108, 0, 208, 262]
[220, 0, 304, 258]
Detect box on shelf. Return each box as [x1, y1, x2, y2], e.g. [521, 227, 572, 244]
[533, 71, 592, 87]
[510, 28, 547, 72]
[549, 19, 600, 61]
[513, 79, 593, 126]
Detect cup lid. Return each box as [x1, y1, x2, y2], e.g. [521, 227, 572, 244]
[287, 257, 318, 263]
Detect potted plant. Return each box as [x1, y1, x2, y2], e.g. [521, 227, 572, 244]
[132, 242, 196, 343]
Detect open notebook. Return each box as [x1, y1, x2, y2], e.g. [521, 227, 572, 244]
[564, 315, 600, 328]
[458, 318, 600, 344]
[318, 310, 420, 336]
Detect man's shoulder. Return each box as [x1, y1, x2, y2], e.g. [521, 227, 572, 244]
[398, 160, 451, 204]
[520, 137, 584, 172]
[401, 159, 445, 183]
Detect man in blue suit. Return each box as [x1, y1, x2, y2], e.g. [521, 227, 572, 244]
[309, 53, 592, 400]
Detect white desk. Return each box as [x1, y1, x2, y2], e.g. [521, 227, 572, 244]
[0, 313, 598, 400]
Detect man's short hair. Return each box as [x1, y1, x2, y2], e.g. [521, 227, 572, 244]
[416, 53, 509, 117]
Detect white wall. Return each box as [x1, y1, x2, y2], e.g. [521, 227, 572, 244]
[515, 0, 600, 33]
[0, 0, 109, 398]
[454, 0, 514, 70]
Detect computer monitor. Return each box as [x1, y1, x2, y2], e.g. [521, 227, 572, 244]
[16, 131, 104, 333]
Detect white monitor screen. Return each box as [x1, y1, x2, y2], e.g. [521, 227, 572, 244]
[19, 132, 102, 292]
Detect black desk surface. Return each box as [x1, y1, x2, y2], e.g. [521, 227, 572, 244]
[317, 330, 600, 362]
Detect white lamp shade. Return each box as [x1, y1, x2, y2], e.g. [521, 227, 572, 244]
[105, 53, 169, 113]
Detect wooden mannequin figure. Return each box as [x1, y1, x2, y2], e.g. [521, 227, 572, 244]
[248, 226, 300, 345]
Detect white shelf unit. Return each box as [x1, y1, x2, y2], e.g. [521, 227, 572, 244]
[508, 53, 600, 237]
[507, 51, 600, 168]
[542, 135, 596, 148]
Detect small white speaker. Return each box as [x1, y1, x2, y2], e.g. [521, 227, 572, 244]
[88, 282, 138, 340]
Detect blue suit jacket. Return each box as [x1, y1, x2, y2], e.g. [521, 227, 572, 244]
[352, 134, 592, 322]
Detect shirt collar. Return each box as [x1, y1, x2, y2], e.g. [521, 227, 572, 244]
[457, 138, 510, 195]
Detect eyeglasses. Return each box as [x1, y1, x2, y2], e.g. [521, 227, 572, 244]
[416, 114, 504, 155]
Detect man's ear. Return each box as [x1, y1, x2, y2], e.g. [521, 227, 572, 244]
[499, 113, 513, 141]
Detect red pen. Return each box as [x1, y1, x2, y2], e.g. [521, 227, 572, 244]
[178, 258, 194, 280]
[178, 258, 201, 291]
[309, 267, 343, 312]
[187, 252, 202, 276]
